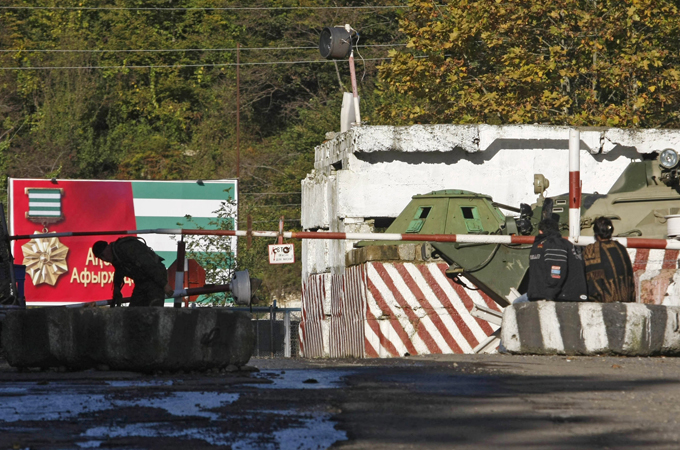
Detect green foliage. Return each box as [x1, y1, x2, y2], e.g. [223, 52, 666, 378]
[181, 198, 238, 306]
[0, 0, 403, 299]
[376, 0, 680, 128]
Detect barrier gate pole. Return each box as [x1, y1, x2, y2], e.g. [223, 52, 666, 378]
[174, 239, 186, 308]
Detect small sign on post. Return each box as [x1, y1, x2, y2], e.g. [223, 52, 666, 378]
[268, 243, 295, 264]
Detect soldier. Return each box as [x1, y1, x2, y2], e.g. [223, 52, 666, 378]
[92, 238, 173, 307]
[583, 217, 635, 303]
[515, 218, 588, 303]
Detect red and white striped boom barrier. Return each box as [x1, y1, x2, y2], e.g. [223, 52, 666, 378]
[10, 228, 680, 250]
[569, 128, 582, 241]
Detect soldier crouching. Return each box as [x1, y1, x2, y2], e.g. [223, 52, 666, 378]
[93, 238, 174, 307]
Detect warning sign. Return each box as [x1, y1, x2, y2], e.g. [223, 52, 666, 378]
[268, 244, 295, 264]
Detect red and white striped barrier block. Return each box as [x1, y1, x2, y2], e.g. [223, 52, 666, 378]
[300, 262, 502, 358]
[299, 274, 328, 358]
[630, 249, 680, 305]
[363, 262, 501, 357]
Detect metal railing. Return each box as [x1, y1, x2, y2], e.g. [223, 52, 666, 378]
[232, 300, 301, 358]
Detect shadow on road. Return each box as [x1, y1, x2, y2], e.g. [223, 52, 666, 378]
[334, 365, 680, 449]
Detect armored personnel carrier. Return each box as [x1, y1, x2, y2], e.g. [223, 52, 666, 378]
[360, 150, 680, 306]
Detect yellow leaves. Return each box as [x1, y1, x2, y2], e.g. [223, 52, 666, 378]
[376, 0, 680, 128]
[432, 22, 445, 33]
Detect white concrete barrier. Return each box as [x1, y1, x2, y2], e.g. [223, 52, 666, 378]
[501, 301, 680, 356]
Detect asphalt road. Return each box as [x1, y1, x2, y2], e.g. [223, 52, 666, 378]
[1, 354, 680, 449]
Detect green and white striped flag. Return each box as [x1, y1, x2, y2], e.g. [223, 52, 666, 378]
[26, 188, 62, 219]
[131, 181, 237, 265]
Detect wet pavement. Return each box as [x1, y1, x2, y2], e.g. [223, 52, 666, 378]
[2, 354, 680, 449]
[0, 367, 348, 449]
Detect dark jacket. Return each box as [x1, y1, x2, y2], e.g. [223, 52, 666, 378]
[110, 237, 167, 291]
[527, 232, 588, 302]
[583, 239, 635, 303]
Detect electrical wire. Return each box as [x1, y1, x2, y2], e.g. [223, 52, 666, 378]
[0, 44, 406, 53]
[0, 57, 394, 70]
[0, 5, 411, 11]
[351, 28, 369, 82]
[237, 219, 301, 224]
[250, 204, 301, 208]
[241, 192, 301, 195]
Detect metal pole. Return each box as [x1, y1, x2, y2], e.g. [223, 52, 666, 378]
[0, 205, 18, 304]
[66, 283, 240, 308]
[247, 214, 252, 249]
[170, 283, 242, 298]
[174, 239, 185, 308]
[569, 128, 581, 241]
[236, 42, 241, 179]
[284, 310, 291, 358]
[183, 257, 189, 307]
[255, 319, 260, 357]
[348, 49, 361, 127]
[278, 216, 284, 245]
[270, 299, 276, 358]
[14, 226, 680, 250]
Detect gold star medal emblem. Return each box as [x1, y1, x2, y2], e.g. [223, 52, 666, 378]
[21, 232, 69, 286]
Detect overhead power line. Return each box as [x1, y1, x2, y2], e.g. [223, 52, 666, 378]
[0, 5, 411, 11]
[0, 44, 405, 53]
[251, 204, 301, 208]
[238, 218, 301, 224]
[241, 192, 302, 196]
[0, 57, 395, 70]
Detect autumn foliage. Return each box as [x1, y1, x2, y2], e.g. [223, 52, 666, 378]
[376, 0, 680, 128]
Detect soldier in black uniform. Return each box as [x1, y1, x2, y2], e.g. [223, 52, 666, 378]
[92, 238, 173, 307]
[526, 218, 588, 302]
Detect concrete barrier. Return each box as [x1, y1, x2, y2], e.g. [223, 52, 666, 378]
[501, 301, 680, 356]
[301, 259, 501, 358]
[1, 307, 254, 372]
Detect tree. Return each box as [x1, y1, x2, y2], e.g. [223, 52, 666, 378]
[0, 0, 404, 299]
[376, 0, 680, 128]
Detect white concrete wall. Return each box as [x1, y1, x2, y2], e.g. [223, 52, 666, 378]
[301, 124, 680, 277]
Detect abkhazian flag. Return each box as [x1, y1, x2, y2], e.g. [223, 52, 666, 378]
[131, 181, 238, 265]
[26, 188, 62, 219]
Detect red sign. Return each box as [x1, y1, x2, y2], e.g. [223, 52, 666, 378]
[10, 180, 137, 305]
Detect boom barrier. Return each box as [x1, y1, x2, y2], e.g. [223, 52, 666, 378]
[9, 228, 680, 250]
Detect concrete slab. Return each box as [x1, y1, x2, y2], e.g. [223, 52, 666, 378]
[501, 301, 680, 356]
[1, 307, 254, 372]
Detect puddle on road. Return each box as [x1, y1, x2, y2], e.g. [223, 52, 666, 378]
[80, 412, 346, 449]
[0, 385, 239, 422]
[248, 369, 353, 390]
[0, 380, 348, 449]
[106, 380, 174, 387]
